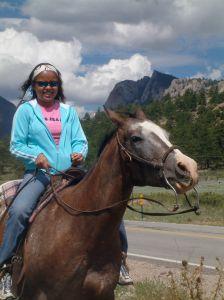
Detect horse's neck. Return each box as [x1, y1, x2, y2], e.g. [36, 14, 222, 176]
[77, 136, 133, 208]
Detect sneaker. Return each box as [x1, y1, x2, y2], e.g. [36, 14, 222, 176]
[118, 263, 133, 285]
[0, 272, 16, 300]
[0, 277, 4, 299]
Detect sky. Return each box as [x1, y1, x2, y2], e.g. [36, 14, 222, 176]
[0, 0, 224, 114]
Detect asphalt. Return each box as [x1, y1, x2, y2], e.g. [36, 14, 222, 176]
[125, 220, 224, 270]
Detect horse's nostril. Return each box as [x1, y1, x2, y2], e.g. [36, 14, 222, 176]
[177, 162, 187, 172]
[176, 162, 190, 178]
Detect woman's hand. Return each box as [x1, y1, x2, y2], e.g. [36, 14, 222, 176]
[71, 153, 83, 166]
[35, 153, 51, 170]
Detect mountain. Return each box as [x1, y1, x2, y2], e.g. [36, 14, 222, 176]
[105, 70, 176, 109]
[105, 70, 224, 109]
[105, 76, 150, 109]
[0, 96, 16, 138]
[140, 70, 176, 103]
[164, 78, 215, 98]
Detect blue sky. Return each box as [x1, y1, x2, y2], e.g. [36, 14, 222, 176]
[0, 0, 224, 112]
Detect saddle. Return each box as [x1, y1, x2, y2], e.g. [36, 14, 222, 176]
[0, 167, 86, 222]
[0, 166, 86, 297]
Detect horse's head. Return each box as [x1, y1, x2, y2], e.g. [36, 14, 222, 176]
[105, 108, 198, 194]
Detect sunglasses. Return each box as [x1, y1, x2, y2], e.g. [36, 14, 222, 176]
[35, 81, 59, 87]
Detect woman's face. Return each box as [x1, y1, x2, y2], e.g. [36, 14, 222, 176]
[33, 70, 59, 107]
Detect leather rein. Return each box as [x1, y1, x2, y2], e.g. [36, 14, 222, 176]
[49, 133, 200, 216]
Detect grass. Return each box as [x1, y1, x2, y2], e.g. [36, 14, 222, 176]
[115, 258, 224, 300]
[125, 191, 224, 226]
[115, 280, 177, 300]
[127, 169, 224, 226]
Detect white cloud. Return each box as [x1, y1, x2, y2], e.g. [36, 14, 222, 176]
[0, 28, 152, 107]
[0, 0, 223, 76]
[18, 0, 224, 51]
[193, 66, 224, 80]
[208, 69, 222, 80]
[0, 28, 82, 99]
[65, 53, 152, 105]
[0, 28, 82, 71]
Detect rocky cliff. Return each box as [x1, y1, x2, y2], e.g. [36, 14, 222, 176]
[164, 78, 214, 98]
[105, 70, 176, 108]
[105, 70, 224, 109]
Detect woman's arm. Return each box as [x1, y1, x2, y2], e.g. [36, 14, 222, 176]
[10, 104, 42, 166]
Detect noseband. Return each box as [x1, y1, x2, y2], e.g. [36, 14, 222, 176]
[116, 133, 200, 215]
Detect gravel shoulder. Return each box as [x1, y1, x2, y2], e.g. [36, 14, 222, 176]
[127, 258, 221, 292]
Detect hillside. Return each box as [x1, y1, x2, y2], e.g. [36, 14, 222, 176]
[0, 96, 16, 138]
[82, 87, 224, 168]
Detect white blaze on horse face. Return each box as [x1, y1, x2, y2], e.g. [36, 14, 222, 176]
[131, 120, 199, 191]
[133, 120, 172, 147]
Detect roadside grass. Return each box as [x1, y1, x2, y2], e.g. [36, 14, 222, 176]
[115, 280, 182, 300]
[125, 192, 224, 226]
[115, 258, 224, 300]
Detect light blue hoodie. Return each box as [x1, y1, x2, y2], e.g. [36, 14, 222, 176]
[10, 99, 88, 173]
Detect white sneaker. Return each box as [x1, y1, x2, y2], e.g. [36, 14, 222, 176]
[0, 273, 16, 300]
[0, 277, 4, 299]
[118, 263, 133, 285]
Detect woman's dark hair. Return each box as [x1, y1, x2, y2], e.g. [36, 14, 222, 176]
[19, 62, 66, 105]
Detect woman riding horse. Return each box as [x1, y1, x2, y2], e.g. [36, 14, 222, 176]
[11, 108, 197, 300]
[0, 63, 132, 299]
[0, 63, 88, 299]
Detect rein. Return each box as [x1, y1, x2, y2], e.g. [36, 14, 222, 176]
[48, 132, 200, 216]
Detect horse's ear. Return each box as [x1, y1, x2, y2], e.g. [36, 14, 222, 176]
[135, 108, 147, 120]
[103, 106, 124, 126]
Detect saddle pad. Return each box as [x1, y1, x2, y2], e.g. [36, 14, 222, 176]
[0, 180, 22, 204]
[0, 179, 22, 218]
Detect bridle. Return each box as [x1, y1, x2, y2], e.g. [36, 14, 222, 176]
[49, 131, 200, 216]
[116, 132, 200, 216]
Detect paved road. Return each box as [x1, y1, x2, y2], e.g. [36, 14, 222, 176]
[125, 221, 224, 269]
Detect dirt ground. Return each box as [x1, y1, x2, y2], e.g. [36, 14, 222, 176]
[127, 258, 222, 292]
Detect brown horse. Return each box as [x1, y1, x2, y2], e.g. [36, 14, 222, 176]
[11, 109, 198, 300]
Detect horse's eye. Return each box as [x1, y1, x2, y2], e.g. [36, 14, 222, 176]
[131, 136, 143, 143]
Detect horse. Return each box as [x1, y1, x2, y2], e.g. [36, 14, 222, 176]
[1, 108, 198, 300]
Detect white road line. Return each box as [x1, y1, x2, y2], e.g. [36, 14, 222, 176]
[128, 252, 216, 270]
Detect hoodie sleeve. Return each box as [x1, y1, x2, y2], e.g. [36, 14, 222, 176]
[71, 108, 88, 159]
[10, 104, 41, 165]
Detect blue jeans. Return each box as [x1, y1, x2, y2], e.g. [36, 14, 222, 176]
[119, 220, 128, 253]
[0, 170, 50, 266]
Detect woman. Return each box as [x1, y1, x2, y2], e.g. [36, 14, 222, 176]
[0, 63, 88, 299]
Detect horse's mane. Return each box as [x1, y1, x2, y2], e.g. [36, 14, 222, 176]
[97, 128, 117, 157]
